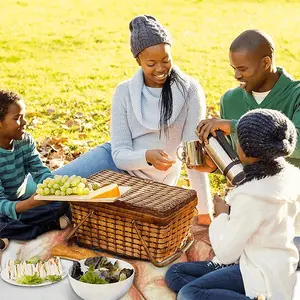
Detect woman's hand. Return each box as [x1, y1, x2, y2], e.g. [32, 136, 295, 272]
[146, 149, 175, 171]
[213, 194, 230, 217]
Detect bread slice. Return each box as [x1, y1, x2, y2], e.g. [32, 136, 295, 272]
[52, 244, 110, 261]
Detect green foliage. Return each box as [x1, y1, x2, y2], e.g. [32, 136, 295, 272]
[209, 174, 227, 195]
[1, 0, 299, 192]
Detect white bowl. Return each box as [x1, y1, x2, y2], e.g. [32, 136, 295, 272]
[68, 257, 135, 300]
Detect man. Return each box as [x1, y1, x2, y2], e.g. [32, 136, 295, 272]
[196, 29, 300, 171]
[196, 29, 300, 267]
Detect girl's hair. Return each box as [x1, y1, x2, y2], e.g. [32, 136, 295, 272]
[237, 108, 297, 160]
[0, 90, 22, 121]
[159, 68, 187, 137]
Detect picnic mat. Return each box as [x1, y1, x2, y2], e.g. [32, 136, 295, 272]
[1, 221, 298, 299]
[0, 219, 213, 300]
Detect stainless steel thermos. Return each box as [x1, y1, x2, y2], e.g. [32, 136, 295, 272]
[204, 130, 245, 186]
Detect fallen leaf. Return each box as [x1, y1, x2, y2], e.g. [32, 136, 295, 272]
[43, 137, 69, 146]
[74, 118, 82, 126]
[74, 112, 84, 118]
[48, 158, 65, 169]
[65, 119, 75, 127]
[36, 136, 89, 171]
[49, 151, 64, 160]
[78, 133, 88, 139]
[49, 144, 63, 151]
[71, 140, 88, 146]
[82, 122, 93, 130]
[47, 108, 55, 115]
[28, 116, 39, 129]
[26, 112, 42, 118]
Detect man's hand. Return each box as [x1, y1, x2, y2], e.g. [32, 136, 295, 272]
[213, 194, 230, 217]
[196, 118, 232, 144]
[146, 149, 176, 171]
[189, 149, 218, 173]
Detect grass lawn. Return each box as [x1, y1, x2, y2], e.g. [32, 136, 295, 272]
[0, 0, 299, 190]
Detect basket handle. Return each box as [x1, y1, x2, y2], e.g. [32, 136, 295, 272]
[132, 220, 194, 268]
[65, 210, 94, 241]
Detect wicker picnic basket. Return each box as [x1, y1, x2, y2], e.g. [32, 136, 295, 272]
[68, 170, 197, 267]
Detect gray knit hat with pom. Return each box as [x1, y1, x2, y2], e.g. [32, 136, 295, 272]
[129, 15, 172, 58]
[237, 109, 297, 159]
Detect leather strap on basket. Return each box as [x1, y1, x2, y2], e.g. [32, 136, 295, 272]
[65, 210, 94, 242]
[132, 220, 194, 267]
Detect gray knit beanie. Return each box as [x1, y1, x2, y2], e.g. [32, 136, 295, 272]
[237, 109, 297, 159]
[129, 15, 172, 58]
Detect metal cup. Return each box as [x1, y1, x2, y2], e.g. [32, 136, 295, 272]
[177, 140, 203, 166]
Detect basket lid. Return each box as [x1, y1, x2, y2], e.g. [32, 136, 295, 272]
[88, 170, 197, 218]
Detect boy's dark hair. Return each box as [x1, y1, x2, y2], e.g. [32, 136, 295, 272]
[0, 90, 23, 121]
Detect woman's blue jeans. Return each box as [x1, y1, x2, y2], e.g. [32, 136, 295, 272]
[165, 261, 252, 300]
[26, 142, 124, 192]
[54, 142, 123, 177]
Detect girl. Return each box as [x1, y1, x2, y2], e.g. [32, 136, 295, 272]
[166, 109, 300, 299]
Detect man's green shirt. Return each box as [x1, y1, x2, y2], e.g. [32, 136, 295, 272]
[221, 67, 300, 167]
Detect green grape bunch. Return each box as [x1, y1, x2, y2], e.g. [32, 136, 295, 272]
[36, 175, 91, 196]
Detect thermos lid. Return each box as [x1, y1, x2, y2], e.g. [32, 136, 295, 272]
[231, 171, 246, 185]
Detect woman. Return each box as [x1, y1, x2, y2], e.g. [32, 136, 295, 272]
[166, 109, 300, 300]
[52, 15, 212, 224]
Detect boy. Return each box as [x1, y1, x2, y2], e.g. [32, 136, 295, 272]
[0, 90, 70, 244]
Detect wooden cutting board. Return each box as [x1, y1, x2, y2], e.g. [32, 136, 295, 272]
[34, 186, 130, 202]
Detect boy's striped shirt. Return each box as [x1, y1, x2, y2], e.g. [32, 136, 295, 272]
[0, 133, 52, 219]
